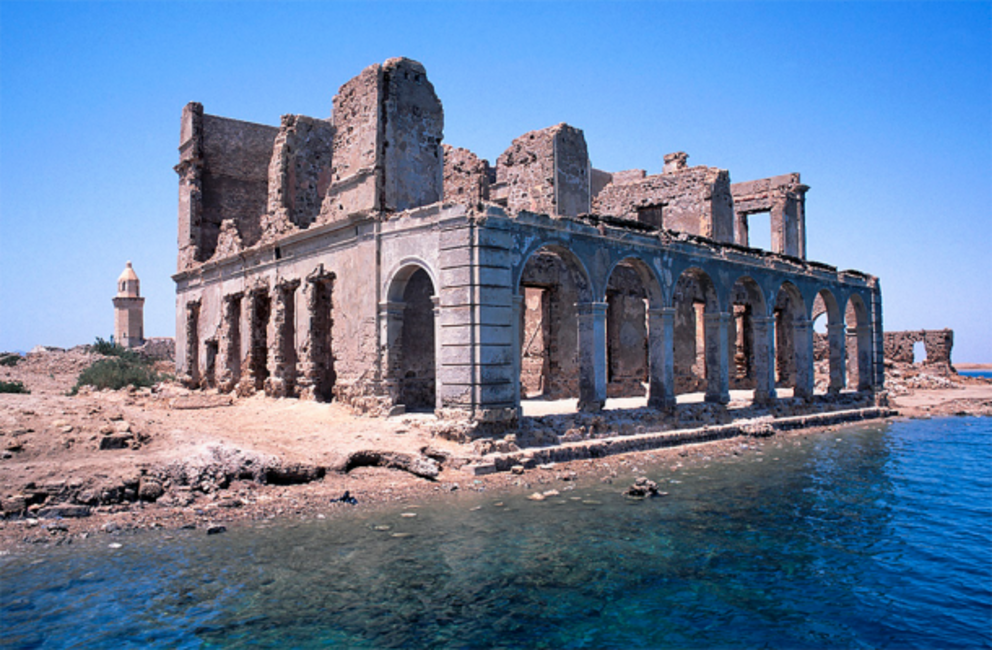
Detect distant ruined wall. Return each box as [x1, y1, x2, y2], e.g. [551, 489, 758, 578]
[884, 329, 954, 365]
[813, 328, 954, 367]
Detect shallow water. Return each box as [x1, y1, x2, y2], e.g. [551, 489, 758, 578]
[959, 370, 992, 379]
[3, 417, 991, 649]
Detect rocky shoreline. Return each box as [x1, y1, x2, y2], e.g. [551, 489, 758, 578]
[1, 348, 989, 552]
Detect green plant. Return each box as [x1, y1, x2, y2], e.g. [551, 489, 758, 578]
[91, 337, 141, 362]
[72, 339, 163, 394]
[0, 380, 29, 394]
[0, 353, 21, 367]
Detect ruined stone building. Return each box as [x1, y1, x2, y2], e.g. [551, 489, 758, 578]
[113, 261, 144, 348]
[173, 57, 884, 425]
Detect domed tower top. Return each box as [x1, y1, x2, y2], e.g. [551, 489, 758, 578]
[117, 261, 140, 298]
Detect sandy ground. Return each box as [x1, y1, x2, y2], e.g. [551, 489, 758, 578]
[1, 348, 989, 551]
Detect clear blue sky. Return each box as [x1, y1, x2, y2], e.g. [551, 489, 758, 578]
[2, 1, 989, 362]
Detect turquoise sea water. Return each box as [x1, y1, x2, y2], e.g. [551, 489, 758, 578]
[2, 417, 991, 649]
[960, 370, 992, 379]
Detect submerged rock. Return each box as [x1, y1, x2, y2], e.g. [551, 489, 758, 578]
[623, 477, 667, 499]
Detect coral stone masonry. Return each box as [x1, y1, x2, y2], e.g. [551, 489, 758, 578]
[173, 57, 884, 426]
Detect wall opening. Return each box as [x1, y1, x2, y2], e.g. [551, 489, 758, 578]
[731, 303, 752, 382]
[277, 286, 297, 395]
[204, 340, 218, 388]
[635, 203, 665, 229]
[913, 341, 927, 364]
[747, 212, 772, 251]
[249, 290, 271, 390]
[309, 277, 336, 402]
[520, 286, 552, 398]
[185, 301, 200, 387]
[672, 269, 719, 397]
[605, 263, 649, 397]
[518, 249, 587, 400]
[224, 295, 242, 386]
[399, 268, 436, 411]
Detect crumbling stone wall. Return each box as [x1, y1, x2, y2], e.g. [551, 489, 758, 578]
[381, 59, 444, 213]
[884, 329, 953, 365]
[320, 58, 443, 221]
[731, 173, 808, 258]
[494, 124, 590, 218]
[321, 63, 383, 218]
[592, 161, 734, 242]
[442, 144, 490, 204]
[266, 115, 334, 231]
[175, 104, 279, 270]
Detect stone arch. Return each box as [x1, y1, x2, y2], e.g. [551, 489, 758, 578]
[516, 243, 595, 401]
[601, 255, 664, 307]
[383, 261, 439, 412]
[673, 267, 728, 403]
[813, 288, 846, 394]
[601, 257, 664, 398]
[514, 241, 594, 302]
[845, 292, 873, 391]
[727, 275, 768, 395]
[384, 257, 440, 304]
[773, 280, 813, 399]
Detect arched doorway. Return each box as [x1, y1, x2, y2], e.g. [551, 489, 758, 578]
[774, 281, 812, 399]
[812, 289, 845, 394]
[729, 276, 773, 402]
[846, 294, 873, 391]
[673, 268, 728, 404]
[516, 244, 597, 410]
[384, 264, 438, 412]
[602, 257, 666, 408]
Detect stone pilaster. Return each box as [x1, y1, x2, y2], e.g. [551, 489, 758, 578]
[577, 301, 608, 412]
[826, 322, 847, 393]
[751, 316, 777, 404]
[704, 312, 730, 404]
[647, 307, 676, 411]
[793, 319, 814, 400]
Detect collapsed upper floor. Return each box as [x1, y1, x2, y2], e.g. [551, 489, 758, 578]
[176, 57, 811, 271]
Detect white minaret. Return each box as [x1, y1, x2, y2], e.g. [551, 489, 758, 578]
[113, 261, 145, 347]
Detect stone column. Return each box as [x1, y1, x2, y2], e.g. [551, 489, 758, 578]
[647, 307, 676, 411]
[793, 319, 814, 400]
[183, 300, 201, 388]
[266, 281, 299, 398]
[704, 312, 731, 404]
[751, 316, 777, 403]
[577, 301, 608, 412]
[826, 323, 847, 393]
[852, 324, 873, 391]
[217, 293, 243, 393]
[432, 295, 442, 413]
[511, 294, 524, 409]
[378, 301, 405, 402]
